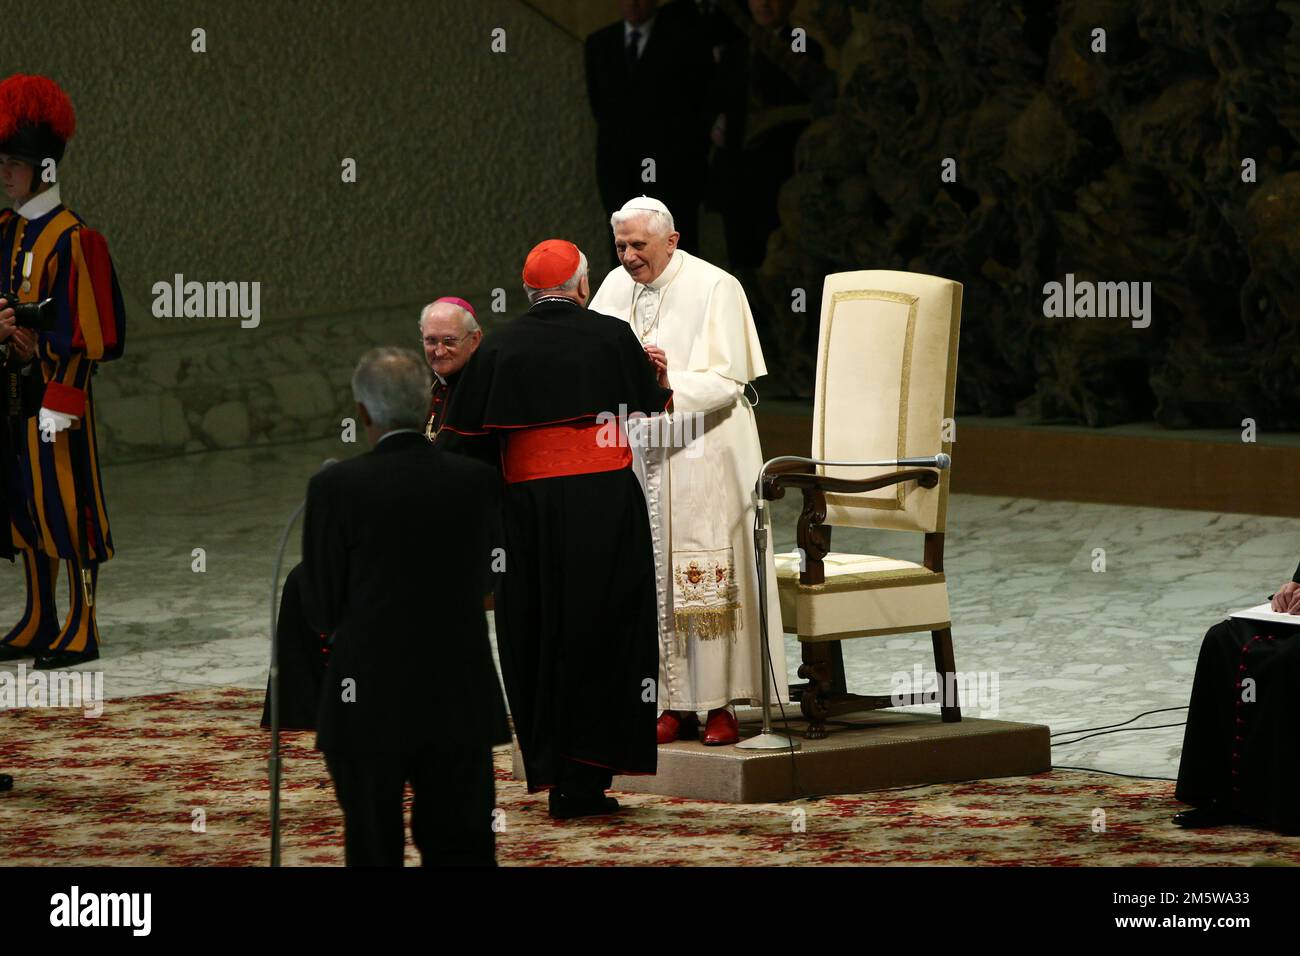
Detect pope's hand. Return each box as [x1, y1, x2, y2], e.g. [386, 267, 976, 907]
[1270, 581, 1300, 614]
[38, 407, 77, 435]
[644, 345, 669, 388]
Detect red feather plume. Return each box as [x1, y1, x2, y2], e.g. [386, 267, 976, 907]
[0, 74, 76, 142]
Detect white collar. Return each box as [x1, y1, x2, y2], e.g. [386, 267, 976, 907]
[643, 249, 686, 291]
[377, 427, 421, 444]
[624, 17, 654, 40]
[14, 184, 61, 221]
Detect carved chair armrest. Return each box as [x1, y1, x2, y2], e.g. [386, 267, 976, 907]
[763, 467, 939, 502]
[769, 469, 942, 585]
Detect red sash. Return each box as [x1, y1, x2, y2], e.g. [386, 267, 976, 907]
[501, 420, 631, 484]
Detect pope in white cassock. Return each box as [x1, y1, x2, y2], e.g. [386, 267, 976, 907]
[589, 196, 787, 747]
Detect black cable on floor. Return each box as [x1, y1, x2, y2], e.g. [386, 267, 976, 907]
[1052, 765, 1177, 782]
[1052, 721, 1186, 747]
[1050, 706, 1188, 738]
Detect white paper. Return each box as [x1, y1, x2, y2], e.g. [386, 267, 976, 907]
[1229, 602, 1300, 626]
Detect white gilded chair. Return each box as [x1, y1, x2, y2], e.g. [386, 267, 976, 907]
[765, 270, 963, 739]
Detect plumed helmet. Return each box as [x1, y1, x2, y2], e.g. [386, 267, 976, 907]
[0, 74, 76, 167]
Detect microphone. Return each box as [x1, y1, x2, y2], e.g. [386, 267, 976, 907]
[897, 453, 951, 470]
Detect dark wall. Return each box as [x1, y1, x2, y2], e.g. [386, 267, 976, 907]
[763, 0, 1299, 428]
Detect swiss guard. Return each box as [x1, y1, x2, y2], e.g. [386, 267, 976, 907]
[0, 74, 125, 668]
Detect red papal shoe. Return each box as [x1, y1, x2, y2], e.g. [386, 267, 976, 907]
[703, 707, 739, 746]
[656, 710, 700, 744]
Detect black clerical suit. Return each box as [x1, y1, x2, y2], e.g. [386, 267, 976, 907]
[0, 344, 20, 562]
[425, 368, 460, 442]
[0, 342, 23, 792]
[259, 563, 329, 731]
[584, 6, 715, 253]
[303, 431, 510, 866]
[1175, 560, 1300, 833]
[441, 297, 672, 797]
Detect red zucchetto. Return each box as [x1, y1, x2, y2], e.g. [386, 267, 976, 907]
[522, 239, 580, 289]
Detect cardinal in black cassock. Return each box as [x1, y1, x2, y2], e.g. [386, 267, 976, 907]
[1174, 559, 1300, 832]
[439, 239, 672, 819]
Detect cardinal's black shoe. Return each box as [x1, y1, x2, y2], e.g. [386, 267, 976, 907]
[33, 646, 100, 670]
[0, 774, 12, 792]
[1172, 802, 1234, 829]
[548, 790, 620, 820]
[0, 644, 37, 661]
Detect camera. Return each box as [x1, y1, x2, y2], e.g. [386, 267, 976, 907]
[0, 293, 55, 333]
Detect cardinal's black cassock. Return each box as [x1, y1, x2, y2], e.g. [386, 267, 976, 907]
[1175, 559, 1300, 832]
[440, 295, 672, 795]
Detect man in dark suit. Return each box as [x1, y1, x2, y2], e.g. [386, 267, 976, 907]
[584, 0, 715, 257]
[260, 296, 485, 731]
[0, 297, 40, 793]
[303, 346, 510, 866]
[711, 0, 832, 364]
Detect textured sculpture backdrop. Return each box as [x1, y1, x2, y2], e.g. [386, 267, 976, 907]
[763, 0, 1299, 428]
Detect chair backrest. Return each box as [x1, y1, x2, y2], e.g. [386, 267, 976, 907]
[811, 270, 962, 534]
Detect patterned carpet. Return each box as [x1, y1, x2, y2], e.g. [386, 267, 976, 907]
[1, 687, 1297, 866]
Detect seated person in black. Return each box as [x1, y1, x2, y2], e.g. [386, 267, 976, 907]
[1174, 559, 1300, 832]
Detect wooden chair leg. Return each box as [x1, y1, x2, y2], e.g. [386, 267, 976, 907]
[796, 639, 833, 739]
[931, 627, 962, 722]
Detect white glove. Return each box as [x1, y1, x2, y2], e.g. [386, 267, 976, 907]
[38, 407, 77, 435]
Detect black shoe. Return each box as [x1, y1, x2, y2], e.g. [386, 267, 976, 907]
[548, 790, 620, 820]
[0, 774, 12, 792]
[0, 644, 37, 661]
[34, 646, 99, 670]
[1173, 802, 1235, 829]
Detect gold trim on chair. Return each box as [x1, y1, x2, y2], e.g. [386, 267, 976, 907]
[796, 621, 953, 642]
[781, 568, 946, 594]
[935, 284, 962, 531]
[818, 289, 919, 513]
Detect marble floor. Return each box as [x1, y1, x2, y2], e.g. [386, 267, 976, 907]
[3, 435, 1297, 783]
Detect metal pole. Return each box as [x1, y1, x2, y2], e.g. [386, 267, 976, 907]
[736, 493, 799, 751]
[269, 499, 306, 867]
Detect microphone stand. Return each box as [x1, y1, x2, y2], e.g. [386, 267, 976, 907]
[735, 490, 799, 751]
[269, 457, 337, 867]
[735, 452, 951, 752]
[268, 500, 305, 868]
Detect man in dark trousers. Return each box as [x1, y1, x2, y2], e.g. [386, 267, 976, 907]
[1174, 560, 1300, 833]
[585, 0, 715, 257]
[0, 290, 39, 793]
[304, 346, 509, 866]
[441, 239, 672, 819]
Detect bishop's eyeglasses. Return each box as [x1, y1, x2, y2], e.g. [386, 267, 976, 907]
[423, 332, 474, 351]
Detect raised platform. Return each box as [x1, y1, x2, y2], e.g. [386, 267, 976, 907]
[513, 708, 1051, 804]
